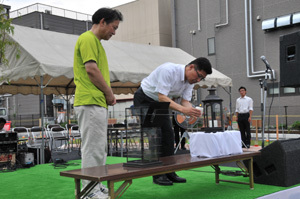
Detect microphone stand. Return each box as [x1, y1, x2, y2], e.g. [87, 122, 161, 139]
[260, 68, 271, 149]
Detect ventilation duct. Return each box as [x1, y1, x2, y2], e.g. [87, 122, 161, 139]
[277, 14, 292, 28]
[262, 12, 300, 31]
[293, 12, 300, 24]
[262, 18, 276, 30]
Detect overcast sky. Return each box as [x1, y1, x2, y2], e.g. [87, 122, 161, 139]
[3, 0, 135, 15]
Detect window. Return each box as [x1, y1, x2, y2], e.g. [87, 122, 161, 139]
[283, 87, 295, 94]
[269, 87, 280, 95]
[267, 82, 300, 97]
[207, 37, 215, 55]
[286, 45, 296, 62]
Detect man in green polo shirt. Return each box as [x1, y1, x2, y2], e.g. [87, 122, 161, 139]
[73, 8, 123, 199]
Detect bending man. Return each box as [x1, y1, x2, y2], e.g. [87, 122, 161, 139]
[134, 57, 212, 186]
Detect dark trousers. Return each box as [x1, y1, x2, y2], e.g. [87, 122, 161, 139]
[134, 87, 174, 157]
[237, 113, 251, 145]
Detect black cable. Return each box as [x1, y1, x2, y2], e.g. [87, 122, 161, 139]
[188, 169, 214, 173]
[267, 71, 276, 133]
[49, 159, 80, 169]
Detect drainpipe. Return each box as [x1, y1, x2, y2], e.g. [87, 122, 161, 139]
[245, 0, 273, 78]
[40, 13, 44, 30]
[86, 21, 89, 31]
[197, 0, 201, 31]
[171, 0, 177, 47]
[215, 0, 229, 28]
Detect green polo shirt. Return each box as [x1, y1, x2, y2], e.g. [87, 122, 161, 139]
[73, 31, 110, 108]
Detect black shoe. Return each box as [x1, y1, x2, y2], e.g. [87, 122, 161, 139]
[166, 172, 186, 183]
[153, 175, 173, 186]
[246, 144, 250, 148]
[181, 147, 186, 150]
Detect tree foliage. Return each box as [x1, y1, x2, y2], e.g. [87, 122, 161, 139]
[0, 5, 19, 67]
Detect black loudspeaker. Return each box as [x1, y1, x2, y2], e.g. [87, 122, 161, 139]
[252, 138, 300, 187]
[280, 31, 300, 87]
[0, 133, 18, 153]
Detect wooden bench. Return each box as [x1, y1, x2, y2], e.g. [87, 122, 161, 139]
[60, 151, 260, 199]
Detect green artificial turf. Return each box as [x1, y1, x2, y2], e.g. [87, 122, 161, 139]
[0, 156, 298, 199]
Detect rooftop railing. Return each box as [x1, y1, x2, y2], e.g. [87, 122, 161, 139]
[10, 3, 92, 21]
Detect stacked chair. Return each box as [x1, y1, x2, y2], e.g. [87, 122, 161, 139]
[47, 124, 69, 153]
[65, 124, 81, 152]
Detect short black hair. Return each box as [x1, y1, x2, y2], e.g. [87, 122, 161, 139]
[239, 86, 246, 91]
[0, 117, 6, 124]
[92, 8, 123, 25]
[188, 57, 212, 75]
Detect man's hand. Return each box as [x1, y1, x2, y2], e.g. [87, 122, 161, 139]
[85, 62, 116, 106]
[182, 106, 201, 117]
[158, 93, 201, 117]
[106, 93, 116, 106]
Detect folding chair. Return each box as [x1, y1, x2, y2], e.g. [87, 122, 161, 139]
[66, 124, 81, 151]
[30, 126, 49, 148]
[13, 127, 30, 144]
[126, 123, 140, 150]
[47, 124, 61, 131]
[29, 126, 50, 164]
[48, 126, 70, 153]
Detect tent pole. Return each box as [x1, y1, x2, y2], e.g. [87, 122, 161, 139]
[229, 86, 233, 129]
[40, 76, 45, 164]
[222, 86, 233, 130]
[196, 88, 202, 105]
[67, 95, 70, 124]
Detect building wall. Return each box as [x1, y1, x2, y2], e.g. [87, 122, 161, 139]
[112, 0, 172, 47]
[173, 0, 300, 126]
[12, 11, 92, 34]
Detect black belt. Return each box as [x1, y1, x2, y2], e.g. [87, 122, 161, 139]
[239, 113, 249, 115]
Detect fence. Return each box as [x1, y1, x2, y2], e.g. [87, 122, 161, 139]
[10, 3, 92, 21]
[6, 105, 300, 129]
[8, 114, 41, 128]
[251, 105, 300, 129]
[110, 105, 300, 129]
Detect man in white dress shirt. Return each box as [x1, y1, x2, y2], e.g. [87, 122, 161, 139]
[235, 86, 253, 148]
[134, 57, 212, 186]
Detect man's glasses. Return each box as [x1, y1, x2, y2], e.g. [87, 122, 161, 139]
[194, 68, 205, 80]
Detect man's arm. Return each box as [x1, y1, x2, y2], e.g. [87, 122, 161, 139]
[248, 110, 253, 122]
[248, 97, 254, 122]
[158, 93, 200, 117]
[85, 62, 116, 105]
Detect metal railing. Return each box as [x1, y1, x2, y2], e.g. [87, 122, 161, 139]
[8, 114, 41, 127]
[10, 3, 92, 21]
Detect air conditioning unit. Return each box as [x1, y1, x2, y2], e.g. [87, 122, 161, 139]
[45, 10, 52, 14]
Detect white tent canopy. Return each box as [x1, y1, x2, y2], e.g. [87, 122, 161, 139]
[0, 25, 232, 95]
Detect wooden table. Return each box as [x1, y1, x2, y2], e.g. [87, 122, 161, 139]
[61, 151, 260, 199]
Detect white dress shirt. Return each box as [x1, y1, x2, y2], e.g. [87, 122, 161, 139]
[235, 95, 253, 114]
[141, 62, 194, 101]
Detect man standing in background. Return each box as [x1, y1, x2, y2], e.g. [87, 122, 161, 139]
[73, 8, 123, 199]
[235, 86, 253, 148]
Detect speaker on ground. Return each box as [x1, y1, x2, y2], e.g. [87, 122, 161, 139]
[252, 138, 300, 187]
